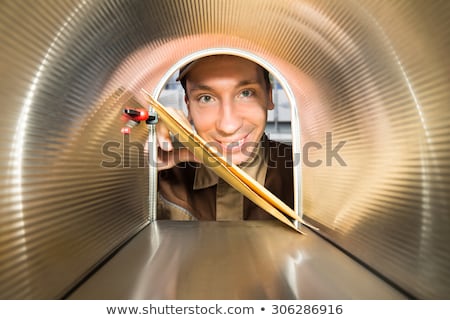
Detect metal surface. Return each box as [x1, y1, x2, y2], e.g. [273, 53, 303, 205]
[147, 114, 158, 222]
[0, 0, 449, 299]
[68, 220, 406, 300]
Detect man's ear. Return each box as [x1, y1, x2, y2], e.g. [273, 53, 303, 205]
[267, 86, 275, 111]
[184, 95, 193, 122]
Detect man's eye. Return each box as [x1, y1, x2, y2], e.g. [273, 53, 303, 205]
[199, 95, 214, 103]
[239, 90, 254, 98]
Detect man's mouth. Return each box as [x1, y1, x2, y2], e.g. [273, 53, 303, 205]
[223, 138, 245, 149]
[217, 135, 248, 152]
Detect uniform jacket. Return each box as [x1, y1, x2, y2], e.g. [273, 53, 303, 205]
[157, 137, 294, 221]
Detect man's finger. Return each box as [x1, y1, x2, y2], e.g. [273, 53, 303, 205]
[156, 121, 173, 151]
[157, 148, 199, 171]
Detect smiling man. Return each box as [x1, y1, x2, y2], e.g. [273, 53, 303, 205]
[157, 54, 293, 221]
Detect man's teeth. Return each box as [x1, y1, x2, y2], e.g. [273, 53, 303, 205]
[223, 138, 244, 148]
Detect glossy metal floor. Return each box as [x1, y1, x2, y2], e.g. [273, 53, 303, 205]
[69, 220, 406, 299]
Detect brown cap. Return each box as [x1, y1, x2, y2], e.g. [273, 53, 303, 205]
[176, 55, 271, 88]
[176, 60, 199, 82]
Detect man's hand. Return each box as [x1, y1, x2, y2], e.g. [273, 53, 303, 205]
[155, 107, 198, 170]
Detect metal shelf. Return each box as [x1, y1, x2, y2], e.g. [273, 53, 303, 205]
[69, 220, 406, 300]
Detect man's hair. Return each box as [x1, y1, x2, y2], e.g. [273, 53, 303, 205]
[177, 56, 271, 93]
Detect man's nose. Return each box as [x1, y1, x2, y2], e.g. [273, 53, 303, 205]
[216, 100, 243, 135]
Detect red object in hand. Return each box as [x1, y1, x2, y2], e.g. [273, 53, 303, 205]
[123, 108, 149, 121]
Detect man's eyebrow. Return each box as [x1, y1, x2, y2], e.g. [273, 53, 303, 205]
[189, 80, 262, 94]
[236, 80, 260, 87]
[189, 84, 213, 94]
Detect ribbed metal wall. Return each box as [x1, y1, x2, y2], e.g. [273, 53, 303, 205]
[300, 1, 450, 299]
[0, 0, 151, 299]
[0, 0, 449, 299]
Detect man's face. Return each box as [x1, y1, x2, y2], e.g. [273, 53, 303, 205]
[184, 55, 274, 165]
